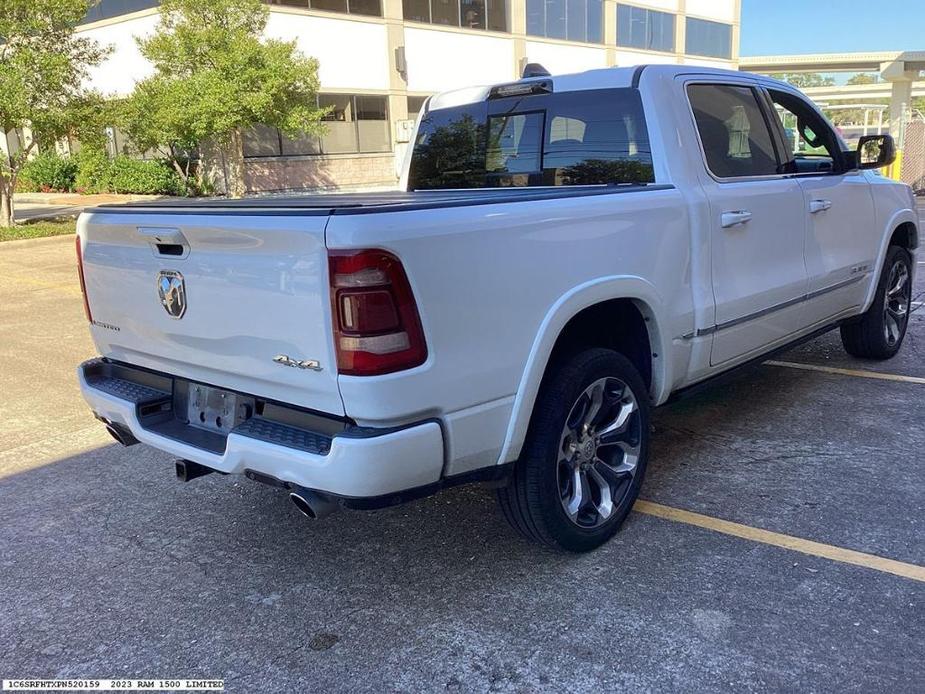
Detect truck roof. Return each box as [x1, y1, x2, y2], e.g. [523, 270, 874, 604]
[428, 64, 787, 111]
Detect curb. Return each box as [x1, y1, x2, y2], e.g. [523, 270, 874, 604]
[0, 233, 75, 249]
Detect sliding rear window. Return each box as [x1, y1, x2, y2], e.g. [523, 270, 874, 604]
[408, 88, 655, 190]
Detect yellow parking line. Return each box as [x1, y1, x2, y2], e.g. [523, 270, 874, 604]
[765, 360, 925, 385]
[635, 500, 925, 584]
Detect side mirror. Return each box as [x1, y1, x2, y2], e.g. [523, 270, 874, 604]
[856, 134, 896, 170]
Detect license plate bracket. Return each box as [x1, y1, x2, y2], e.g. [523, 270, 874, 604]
[186, 383, 255, 434]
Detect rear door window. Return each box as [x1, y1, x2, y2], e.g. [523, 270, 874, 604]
[687, 84, 781, 179]
[408, 87, 654, 189]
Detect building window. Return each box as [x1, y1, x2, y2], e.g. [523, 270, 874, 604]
[403, 0, 507, 31]
[81, 0, 159, 24]
[616, 4, 674, 53]
[526, 0, 602, 43]
[243, 94, 391, 158]
[266, 0, 382, 17]
[685, 17, 732, 59]
[407, 96, 431, 117]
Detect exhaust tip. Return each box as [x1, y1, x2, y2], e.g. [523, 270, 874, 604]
[104, 422, 139, 447]
[289, 492, 318, 519]
[289, 488, 339, 520]
[175, 459, 214, 482]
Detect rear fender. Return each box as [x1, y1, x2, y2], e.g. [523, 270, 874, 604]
[495, 276, 670, 465]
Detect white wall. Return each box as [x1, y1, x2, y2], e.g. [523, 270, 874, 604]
[265, 13, 390, 91]
[77, 14, 158, 96]
[685, 0, 737, 22]
[77, 12, 391, 96]
[524, 41, 608, 76]
[404, 27, 515, 92]
[614, 49, 679, 67]
[682, 56, 735, 69]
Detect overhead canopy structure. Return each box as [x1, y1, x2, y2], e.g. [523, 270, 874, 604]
[740, 51, 925, 137]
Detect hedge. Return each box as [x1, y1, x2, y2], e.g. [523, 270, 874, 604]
[108, 156, 184, 196]
[17, 150, 184, 196]
[17, 151, 78, 193]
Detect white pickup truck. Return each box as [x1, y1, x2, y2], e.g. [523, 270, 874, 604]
[77, 65, 918, 551]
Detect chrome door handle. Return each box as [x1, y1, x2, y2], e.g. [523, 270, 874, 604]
[720, 210, 753, 228]
[809, 199, 832, 213]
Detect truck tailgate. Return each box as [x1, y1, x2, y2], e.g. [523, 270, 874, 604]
[77, 210, 343, 416]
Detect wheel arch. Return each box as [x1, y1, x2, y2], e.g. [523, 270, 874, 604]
[495, 276, 671, 466]
[862, 211, 919, 312]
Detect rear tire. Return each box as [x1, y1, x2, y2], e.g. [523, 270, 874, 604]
[496, 348, 650, 552]
[840, 245, 913, 360]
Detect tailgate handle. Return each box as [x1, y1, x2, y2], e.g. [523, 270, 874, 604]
[138, 227, 190, 259]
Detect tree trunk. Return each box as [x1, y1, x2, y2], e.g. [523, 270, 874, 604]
[223, 129, 247, 199]
[0, 182, 13, 228]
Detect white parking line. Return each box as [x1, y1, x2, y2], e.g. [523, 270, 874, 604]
[766, 360, 925, 385]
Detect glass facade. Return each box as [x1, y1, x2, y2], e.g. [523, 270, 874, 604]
[81, 0, 158, 24]
[526, 0, 603, 42]
[267, 0, 382, 16]
[616, 4, 674, 53]
[243, 94, 391, 158]
[403, 0, 507, 31]
[685, 17, 733, 59]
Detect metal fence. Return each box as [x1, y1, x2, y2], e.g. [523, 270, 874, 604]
[900, 118, 925, 194]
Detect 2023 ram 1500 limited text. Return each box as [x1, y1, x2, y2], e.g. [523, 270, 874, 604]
[77, 65, 918, 552]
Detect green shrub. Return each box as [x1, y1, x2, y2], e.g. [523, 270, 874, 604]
[108, 156, 183, 195]
[18, 151, 78, 193]
[74, 148, 113, 194]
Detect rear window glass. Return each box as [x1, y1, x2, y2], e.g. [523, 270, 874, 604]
[408, 88, 655, 190]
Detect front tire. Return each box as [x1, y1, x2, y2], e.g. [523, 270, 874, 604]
[840, 245, 913, 360]
[496, 348, 650, 552]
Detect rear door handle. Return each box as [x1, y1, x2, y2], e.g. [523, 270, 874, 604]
[720, 210, 753, 228]
[809, 199, 832, 214]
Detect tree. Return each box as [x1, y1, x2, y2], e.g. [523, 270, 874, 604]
[769, 72, 835, 89]
[126, 0, 327, 198]
[847, 73, 879, 85]
[0, 0, 108, 227]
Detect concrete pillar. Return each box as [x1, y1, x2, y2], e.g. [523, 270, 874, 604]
[510, 0, 527, 77]
[603, 0, 617, 66]
[675, 0, 686, 63]
[731, 0, 742, 66]
[880, 60, 915, 142]
[383, 0, 408, 180]
[888, 79, 912, 143]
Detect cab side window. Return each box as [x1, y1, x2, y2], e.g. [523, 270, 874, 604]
[687, 84, 780, 179]
[767, 89, 842, 174]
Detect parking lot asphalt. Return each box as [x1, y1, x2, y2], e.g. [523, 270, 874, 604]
[1, 232, 923, 692]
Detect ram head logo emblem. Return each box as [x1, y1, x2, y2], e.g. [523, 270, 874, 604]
[157, 270, 187, 319]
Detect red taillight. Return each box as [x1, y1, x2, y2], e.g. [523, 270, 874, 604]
[328, 249, 427, 376]
[75, 235, 92, 323]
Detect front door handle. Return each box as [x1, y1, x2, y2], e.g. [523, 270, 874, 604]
[721, 210, 753, 228]
[809, 199, 832, 214]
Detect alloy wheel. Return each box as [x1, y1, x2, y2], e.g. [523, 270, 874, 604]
[883, 258, 911, 347]
[557, 377, 642, 528]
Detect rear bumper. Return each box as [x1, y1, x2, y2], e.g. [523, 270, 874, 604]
[77, 359, 444, 498]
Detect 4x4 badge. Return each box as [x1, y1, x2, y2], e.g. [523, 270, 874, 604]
[157, 270, 187, 319]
